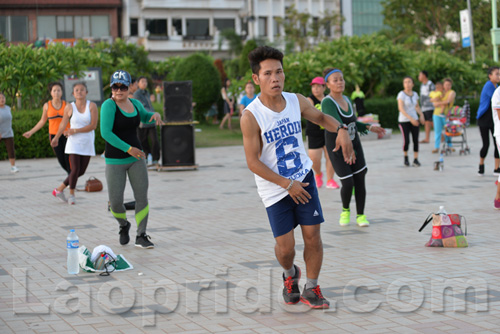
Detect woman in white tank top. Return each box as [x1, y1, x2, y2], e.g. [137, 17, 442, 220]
[50, 82, 98, 205]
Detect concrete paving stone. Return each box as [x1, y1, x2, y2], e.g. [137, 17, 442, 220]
[1, 128, 500, 332]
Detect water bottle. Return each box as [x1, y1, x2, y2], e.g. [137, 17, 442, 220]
[147, 154, 153, 165]
[439, 154, 444, 171]
[67, 229, 79, 275]
[437, 206, 447, 215]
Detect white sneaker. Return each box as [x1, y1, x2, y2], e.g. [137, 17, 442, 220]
[52, 188, 67, 202]
[11, 166, 19, 173]
[68, 195, 76, 205]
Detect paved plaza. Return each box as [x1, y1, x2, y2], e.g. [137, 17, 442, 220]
[0, 127, 499, 333]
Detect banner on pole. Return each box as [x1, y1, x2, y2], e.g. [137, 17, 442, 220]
[460, 9, 471, 48]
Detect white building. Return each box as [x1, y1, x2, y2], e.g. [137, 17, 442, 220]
[122, 0, 340, 60]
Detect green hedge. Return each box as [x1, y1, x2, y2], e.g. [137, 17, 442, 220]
[0, 109, 105, 160]
[364, 97, 480, 130]
[0, 97, 482, 160]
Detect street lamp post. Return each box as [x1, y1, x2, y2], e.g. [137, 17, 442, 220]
[467, 0, 476, 63]
[493, 0, 499, 62]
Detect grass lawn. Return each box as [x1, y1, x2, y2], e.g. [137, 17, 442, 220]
[153, 102, 243, 148]
[194, 118, 243, 148]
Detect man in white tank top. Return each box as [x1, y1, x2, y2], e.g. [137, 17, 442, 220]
[241, 46, 355, 309]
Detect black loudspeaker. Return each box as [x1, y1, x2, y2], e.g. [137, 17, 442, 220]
[163, 81, 192, 122]
[161, 125, 195, 166]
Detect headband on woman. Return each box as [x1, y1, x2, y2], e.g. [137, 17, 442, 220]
[325, 69, 342, 82]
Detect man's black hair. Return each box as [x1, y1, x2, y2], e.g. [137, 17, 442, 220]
[248, 46, 284, 75]
[487, 66, 499, 76]
[420, 70, 429, 78]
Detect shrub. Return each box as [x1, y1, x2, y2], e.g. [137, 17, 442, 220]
[172, 53, 221, 121]
[0, 109, 105, 161]
[363, 97, 480, 130]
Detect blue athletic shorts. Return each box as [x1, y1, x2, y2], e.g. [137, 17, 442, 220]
[266, 171, 324, 238]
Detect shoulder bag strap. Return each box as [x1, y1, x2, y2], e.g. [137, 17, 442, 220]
[459, 215, 467, 235]
[418, 213, 433, 232]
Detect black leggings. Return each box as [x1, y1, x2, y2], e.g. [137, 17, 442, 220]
[479, 126, 499, 159]
[340, 168, 367, 215]
[137, 127, 160, 161]
[0, 137, 15, 159]
[399, 122, 419, 153]
[50, 134, 71, 174]
[63, 154, 90, 190]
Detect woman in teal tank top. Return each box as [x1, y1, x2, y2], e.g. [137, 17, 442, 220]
[322, 68, 386, 227]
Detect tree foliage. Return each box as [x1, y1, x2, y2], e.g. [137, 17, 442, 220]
[0, 43, 89, 109]
[381, 0, 497, 58]
[281, 33, 484, 98]
[218, 28, 244, 57]
[238, 39, 258, 77]
[275, 4, 343, 53]
[172, 53, 221, 121]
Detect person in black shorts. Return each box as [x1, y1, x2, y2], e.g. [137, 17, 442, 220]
[306, 77, 339, 189]
[418, 71, 435, 144]
[322, 67, 386, 227]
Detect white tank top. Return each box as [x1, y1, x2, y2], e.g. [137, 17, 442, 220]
[246, 92, 313, 207]
[65, 100, 95, 156]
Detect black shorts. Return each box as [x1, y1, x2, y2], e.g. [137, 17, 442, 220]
[423, 110, 433, 122]
[307, 134, 325, 149]
[326, 135, 367, 180]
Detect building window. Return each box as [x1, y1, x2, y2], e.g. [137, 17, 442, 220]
[0, 16, 29, 41]
[37, 15, 110, 40]
[273, 17, 281, 37]
[186, 19, 210, 39]
[130, 18, 138, 37]
[258, 17, 267, 37]
[172, 19, 182, 36]
[74, 16, 91, 38]
[214, 19, 235, 33]
[146, 19, 168, 39]
[240, 17, 248, 37]
[91, 16, 110, 38]
[57, 16, 73, 38]
[324, 21, 331, 37]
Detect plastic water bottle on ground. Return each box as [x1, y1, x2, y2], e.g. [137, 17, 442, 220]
[437, 206, 447, 215]
[67, 229, 79, 275]
[438, 154, 444, 171]
[147, 154, 153, 166]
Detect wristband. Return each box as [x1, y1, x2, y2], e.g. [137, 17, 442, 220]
[337, 123, 347, 132]
[285, 179, 294, 191]
[127, 146, 132, 153]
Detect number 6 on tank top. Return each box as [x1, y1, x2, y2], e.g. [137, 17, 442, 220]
[276, 136, 302, 177]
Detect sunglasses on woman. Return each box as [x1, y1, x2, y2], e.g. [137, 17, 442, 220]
[111, 85, 128, 91]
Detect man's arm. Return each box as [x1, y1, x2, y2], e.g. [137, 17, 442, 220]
[241, 110, 312, 204]
[297, 94, 356, 164]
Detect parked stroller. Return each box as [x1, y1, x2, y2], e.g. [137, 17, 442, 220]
[441, 100, 471, 155]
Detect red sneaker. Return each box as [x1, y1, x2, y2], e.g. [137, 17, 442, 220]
[326, 179, 340, 189]
[314, 173, 323, 188]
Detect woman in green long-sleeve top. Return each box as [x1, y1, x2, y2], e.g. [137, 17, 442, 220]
[100, 70, 163, 249]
